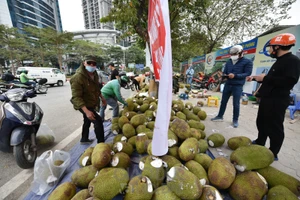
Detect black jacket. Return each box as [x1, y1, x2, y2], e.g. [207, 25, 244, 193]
[258, 52, 300, 98]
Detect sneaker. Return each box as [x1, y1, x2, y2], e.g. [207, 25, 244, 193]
[233, 120, 238, 128]
[274, 157, 279, 161]
[211, 116, 223, 122]
[80, 139, 93, 144]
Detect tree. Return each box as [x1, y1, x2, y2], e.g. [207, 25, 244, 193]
[189, 0, 296, 53]
[125, 45, 145, 65]
[0, 25, 29, 74]
[105, 45, 124, 65]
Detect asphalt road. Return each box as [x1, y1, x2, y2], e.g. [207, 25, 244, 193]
[0, 81, 135, 199]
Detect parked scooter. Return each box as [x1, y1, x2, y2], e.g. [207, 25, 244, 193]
[0, 88, 44, 169]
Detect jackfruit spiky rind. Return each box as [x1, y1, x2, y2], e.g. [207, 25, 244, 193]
[178, 137, 199, 162]
[130, 114, 147, 128]
[88, 167, 129, 199]
[207, 133, 225, 147]
[188, 120, 205, 131]
[113, 141, 134, 156]
[193, 106, 202, 115]
[199, 185, 223, 200]
[71, 165, 98, 188]
[70, 189, 91, 200]
[122, 123, 136, 138]
[48, 182, 76, 200]
[124, 175, 153, 200]
[208, 157, 236, 189]
[152, 185, 181, 200]
[126, 98, 134, 111]
[175, 111, 186, 120]
[142, 157, 165, 189]
[185, 160, 209, 185]
[146, 121, 155, 130]
[167, 166, 203, 199]
[110, 152, 131, 169]
[198, 139, 209, 153]
[161, 155, 181, 171]
[118, 116, 130, 129]
[168, 146, 180, 160]
[136, 134, 149, 154]
[190, 128, 202, 140]
[229, 171, 268, 200]
[197, 110, 207, 120]
[256, 166, 300, 196]
[230, 145, 274, 171]
[169, 118, 191, 140]
[140, 104, 150, 113]
[194, 153, 213, 171]
[91, 143, 112, 169]
[227, 136, 251, 150]
[78, 147, 94, 167]
[267, 185, 298, 200]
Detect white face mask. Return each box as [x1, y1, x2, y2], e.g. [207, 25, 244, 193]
[231, 55, 239, 61]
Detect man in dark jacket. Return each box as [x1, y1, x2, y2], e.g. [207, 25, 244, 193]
[211, 45, 253, 128]
[248, 33, 300, 160]
[70, 56, 106, 144]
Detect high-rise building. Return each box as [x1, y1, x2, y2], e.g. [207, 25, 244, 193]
[82, 0, 113, 30]
[0, 0, 63, 32]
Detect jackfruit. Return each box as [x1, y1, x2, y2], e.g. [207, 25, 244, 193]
[230, 144, 274, 172]
[152, 185, 180, 200]
[111, 123, 120, 134]
[207, 133, 225, 147]
[149, 103, 157, 111]
[197, 110, 207, 120]
[168, 146, 179, 160]
[48, 182, 76, 200]
[133, 103, 140, 112]
[112, 117, 119, 124]
[118, 116, 129, 129]
[199, 185, 223, 200]
[175, 111, 186, 120]
[188, 120, 205, 130]
[136, 125, 147, 134]
[227, 136, 251, 150]
[145, 131, 153, 139]
[127, 135, 136, 147]
[199, 129, 206, 139]
[36, 134, 55, 146]
[161, 155, 181, 171]
[147, 141, 153, 155]
[142, 157, 165, 189]
[71, 165, 98, 188]
[167, 130, 178, 147]
[256, 166, 300, 196]
[126, 98, 134, 111]
[167, 166, 203, 199]
[88, 167, 129, 199]
[185, 102, 194, 110]
[124, 175, 153, 200]
[190, 128, 202, 140]
[229, 171, 268, 200]
[130, 114, 147, 128]
[124, 111, 137, 120]
[185, 160, 209, 185]
[178, 137, 199, 161]
[194, 153, 213, 171]
[136, 133, 149, 154]
[145, 110, 155, 121]
[70, 189, 91, 200]
[122, 123, 136, 138]
[193, 106, 202, 115]
[267, 185, 298, 200]
[198, 139, 208, 153]
[182, 108, 200, 121]
[91, 143, 112, 169]
[54, 160, 64, 166]
[172, 103, 183, 112]
[169, 118, 191, 140]
[208, 157, 236, 189]
[113, 141, 134, 156]
[146, 121, 155, 130]
[113, 134, 127, 144]
[110, 152, 131, 169]
[140, 104, 150, 113]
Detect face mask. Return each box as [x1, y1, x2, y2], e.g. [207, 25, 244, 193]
[231, 55, 239, 61]
[85, 66, 96, 73]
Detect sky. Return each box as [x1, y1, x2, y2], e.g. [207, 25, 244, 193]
[58, 0, 300, 32]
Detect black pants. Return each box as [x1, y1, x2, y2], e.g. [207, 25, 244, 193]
[132, 79, 140, 91]
[80, 108, 104, 143]
[255, 96, 290, 157]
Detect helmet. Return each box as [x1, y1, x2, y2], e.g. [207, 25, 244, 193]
[269, 33, 296, 46]
[229, 45, 243, 55]
[121, 75, 129, 83]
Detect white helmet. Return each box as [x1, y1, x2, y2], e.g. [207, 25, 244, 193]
[229, 45, 243, 55]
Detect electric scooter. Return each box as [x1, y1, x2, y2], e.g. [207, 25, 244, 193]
[0, 88, 44, 169]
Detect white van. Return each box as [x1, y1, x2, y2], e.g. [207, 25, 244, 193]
[16, 67, 66, 86]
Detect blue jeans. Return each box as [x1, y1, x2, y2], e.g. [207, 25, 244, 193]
[217, 84, 243, 121]
[186, 76, 193, 85]
[100, 96, 119, 119]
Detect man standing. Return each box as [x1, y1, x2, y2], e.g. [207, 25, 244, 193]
[100, 77, 129, 120]
[185, 64, 194, 86]
[70, 56, 106, 144]
[108, 62, 119, 80]
[248, 33, 300, 160]
[211, 45, 253, 128]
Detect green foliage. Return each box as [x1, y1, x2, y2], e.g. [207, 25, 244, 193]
[125, 45, 145, 65]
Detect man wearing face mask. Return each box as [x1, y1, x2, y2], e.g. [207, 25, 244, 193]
[211, 45, 253, 128]
[70, 56, 106, 144]
[247, 33, 300, 160]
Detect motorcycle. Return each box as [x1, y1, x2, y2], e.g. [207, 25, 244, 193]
[205, 76, 219, 91]
[0, 88, 44, 169]
[191, 77, 208, 89]
[0, 78, 48, 94]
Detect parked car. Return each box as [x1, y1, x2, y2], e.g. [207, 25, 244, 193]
[97, 70, 110, 85]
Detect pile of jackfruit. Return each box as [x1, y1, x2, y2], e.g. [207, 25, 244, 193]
[48, 97, 300, 200]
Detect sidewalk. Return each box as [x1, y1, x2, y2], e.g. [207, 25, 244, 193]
[174, 89, 300, 180]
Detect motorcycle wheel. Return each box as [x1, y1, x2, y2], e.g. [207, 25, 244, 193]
[208, 83, 218, 91]
[38, 85, 48, 94]
[13, 138, 37, 169]
[130, 84, 135, 91]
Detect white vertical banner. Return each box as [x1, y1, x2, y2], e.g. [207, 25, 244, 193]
[148, 0, 173, 156]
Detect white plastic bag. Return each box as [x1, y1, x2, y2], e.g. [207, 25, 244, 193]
[31, 150, 71, 195]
